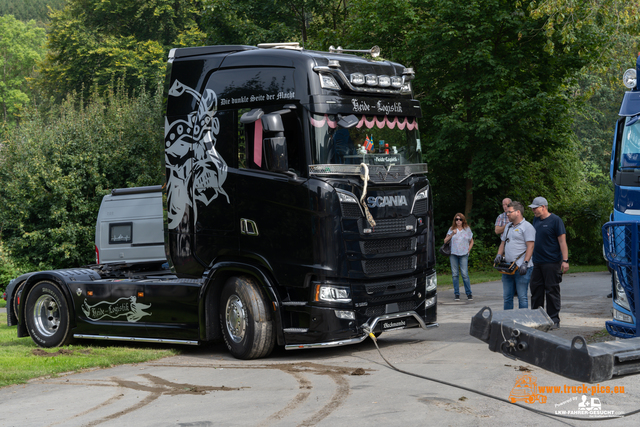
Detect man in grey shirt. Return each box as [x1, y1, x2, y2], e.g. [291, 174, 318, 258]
[494, 201, 535, 309]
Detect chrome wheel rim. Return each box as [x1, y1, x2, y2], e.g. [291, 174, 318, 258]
[225, 295, 246, 343]
[32, 294, 61, 337]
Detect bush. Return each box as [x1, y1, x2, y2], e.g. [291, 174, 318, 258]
[0, 84, 164, 270]
[0, 242, 21, 295]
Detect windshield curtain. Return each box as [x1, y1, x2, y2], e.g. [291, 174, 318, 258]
[309, 113, 423, 166]
[620, 117, 640, 170]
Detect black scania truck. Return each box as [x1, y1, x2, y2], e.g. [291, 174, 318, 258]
[14, 43, 437, 359]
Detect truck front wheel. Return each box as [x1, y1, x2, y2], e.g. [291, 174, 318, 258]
[25, 282, 74, 348]
[220, 276, 275, 359]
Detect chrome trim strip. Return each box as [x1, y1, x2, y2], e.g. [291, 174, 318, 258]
[285, 311, 437, 350]
[285, 335, 368, 350]
[73, 334, 199, 345]
[365, 311, 427, 331]
[309, 164, 428, 180]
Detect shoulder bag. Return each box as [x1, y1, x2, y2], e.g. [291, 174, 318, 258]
[439, 239, 451, 256]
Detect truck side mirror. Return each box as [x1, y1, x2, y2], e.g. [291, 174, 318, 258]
[264, 137, 288, 172]
[262, 113, 285, 132]
[261, 113, 288, 172]
[240, 108, 264, 124]
[337, 114, 359, 129]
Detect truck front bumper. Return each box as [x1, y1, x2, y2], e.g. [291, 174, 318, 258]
[284, 310, 438, 350]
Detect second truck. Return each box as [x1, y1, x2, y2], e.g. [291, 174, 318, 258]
[12, 43, 438, 359]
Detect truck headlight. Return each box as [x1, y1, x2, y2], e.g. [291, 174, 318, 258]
[315, 284, 351, 303]
[334, 310, 355, 320]
[415, 186, 429, 201]
[426, 273, 437, 292]
[614, 271, 631, 311]
[613, 308, 633, 323]
[337, 190, 359, 204]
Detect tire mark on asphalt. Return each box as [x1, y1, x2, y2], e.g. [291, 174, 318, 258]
[43, 374, 242, 426]
[84, 390, 161, 427]
[150, 361, 370, 426]
[259, 369, 311, 426]
[297, 369, 350, 427]
[46, 391, 125, 427]
[40, 362, 366, 426]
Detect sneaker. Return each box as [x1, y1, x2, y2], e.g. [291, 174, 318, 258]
[550, 322, 560, 330]
[454, 295, 460, 301]
[467, 294, 473, 301]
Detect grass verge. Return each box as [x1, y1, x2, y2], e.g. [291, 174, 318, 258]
[0, 315, 179, 388]
[437, 264, 608, 288]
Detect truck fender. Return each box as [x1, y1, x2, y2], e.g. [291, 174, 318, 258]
[16, 269, 102, 338]
[4, 272, 34, 327]
[199, 260, 284, 345]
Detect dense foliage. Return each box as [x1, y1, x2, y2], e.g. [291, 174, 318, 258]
[40, 0, 206, 101]
[0, 0, 64, 23]
[1, 0, 637, 272]
[0, 15, 46, 126]
[0, 85, 164, 270]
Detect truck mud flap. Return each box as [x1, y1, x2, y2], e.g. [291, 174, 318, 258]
[470, 306, 640, 383]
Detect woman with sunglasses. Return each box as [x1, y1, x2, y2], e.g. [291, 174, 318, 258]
[444, 213, 474, 301]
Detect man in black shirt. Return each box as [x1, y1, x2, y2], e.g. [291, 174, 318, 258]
[529, 197, 570, 329]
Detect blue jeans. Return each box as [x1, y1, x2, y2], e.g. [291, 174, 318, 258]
[501, 267, 532, 309]
[450, 254, 471, 296]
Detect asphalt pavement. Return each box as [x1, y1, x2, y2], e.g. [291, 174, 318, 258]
[2, 271, 640, 426]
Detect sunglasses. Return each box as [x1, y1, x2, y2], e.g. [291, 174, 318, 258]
[505, 210, 516, 214]
[455, 218, 462, 221]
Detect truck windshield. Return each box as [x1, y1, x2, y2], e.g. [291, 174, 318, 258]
[619, 116, 640, 170]
[309, 113, 423, 165]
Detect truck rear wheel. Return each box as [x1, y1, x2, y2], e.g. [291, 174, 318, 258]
[25, 282, 74, 348]
[220, 276, 275, 359]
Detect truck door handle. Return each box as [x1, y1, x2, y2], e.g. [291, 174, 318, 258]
[240, 219, 259, 236]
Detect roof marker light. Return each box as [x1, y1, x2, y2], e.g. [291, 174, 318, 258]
[378, 75, 391, 88]
[365, 74, 378, 86]
[390, 76, 403, 88]
[350, 73, 365, 85]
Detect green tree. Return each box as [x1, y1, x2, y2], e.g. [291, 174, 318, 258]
[0, 0, 64, 24]
[0, 15, 46, 125]
[39, 0, 206, 101]
[201, 0, 349, 47]
[0, 85, 164, 270]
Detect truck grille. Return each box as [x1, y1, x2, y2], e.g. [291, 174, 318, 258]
[341, 202, 362, 218]
[413, 199, 428, 214]
[365, 278, 416, 294]
[361, 238, 415, 254]
[369, 291, 415, 303]
[364, 217, 407, 234]
[365, 300, 416, 317]
[362, 256, 416, 275]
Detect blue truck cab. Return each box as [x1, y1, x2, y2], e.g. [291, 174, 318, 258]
[604, 55, 640, 337]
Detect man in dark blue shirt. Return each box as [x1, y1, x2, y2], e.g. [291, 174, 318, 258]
[529, 197, 570, 329]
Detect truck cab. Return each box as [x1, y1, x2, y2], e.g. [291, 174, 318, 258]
[605, 56, 640, 337]
[164, 43, 437, 353]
